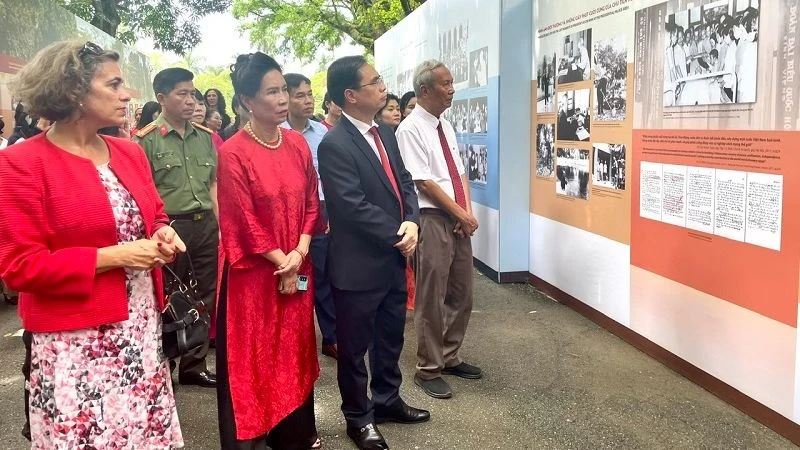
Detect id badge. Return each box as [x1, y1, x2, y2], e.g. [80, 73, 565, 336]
[297, 275, 309, 291]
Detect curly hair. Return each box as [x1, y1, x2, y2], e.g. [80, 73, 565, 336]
[11, 41, 120, 122]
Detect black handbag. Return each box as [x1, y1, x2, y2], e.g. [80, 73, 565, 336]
[161, 256, 209, 360]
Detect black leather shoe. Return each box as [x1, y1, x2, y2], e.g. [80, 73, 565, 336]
[414, 374, 452, 399]
[179, 370, 217, 388]
[375, 399, 430, 424]
[346, 423, 388, 450]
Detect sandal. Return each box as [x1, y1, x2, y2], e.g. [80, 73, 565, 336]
[309, 438, 322, 449]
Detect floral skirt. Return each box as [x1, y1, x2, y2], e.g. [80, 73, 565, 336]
[28, 271, 183, 449]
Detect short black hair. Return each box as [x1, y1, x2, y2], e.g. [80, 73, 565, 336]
[193, 88, 204, 102]
[152, 67, 193, 96]
[327, 55, 367, 109]
[380, 93, 400, 112]
[284, 73, 311, 93]
[231, 52, 282, 98]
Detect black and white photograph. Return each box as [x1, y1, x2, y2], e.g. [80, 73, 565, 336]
[468, 144, 488, 184]
[458, 143, 469, 171]
[396, 69, 413, 94]
[556, 147, 591, 200]
[536, 42, 558, 113]
[469, 47, 488, 88]
[663, 0, 759, 107]
[593, 36, 627, 121]
[468, 97, 488, 134]
[439, 23, 470, 84]
[536, 123, 555, 177]
[557, 28, 592, 85]
[444, 99, 469, 133]
[593, 143, 626, 190]
[557, 89, 591, 141]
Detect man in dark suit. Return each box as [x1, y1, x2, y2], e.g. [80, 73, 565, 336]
[318, 55, 429, 450]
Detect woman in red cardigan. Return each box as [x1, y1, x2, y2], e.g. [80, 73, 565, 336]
[0, 41, 187, 449]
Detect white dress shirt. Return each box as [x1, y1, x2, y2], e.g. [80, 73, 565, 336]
[341, 111, 382, 161]
[396, 104, 465, 210]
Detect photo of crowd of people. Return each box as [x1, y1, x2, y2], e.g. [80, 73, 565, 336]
[556, 147, 590, 199]
[439, 23, 470, 84]
[663, 1, 759, 106]
[468, 97, 488, 133]
[557, 29, 592, 84]
[444, 99, 470, 133]
[557, 89, 591, 141]
[593, 143, 626, 190]
[468, 144, 488, 184]
[593, 36, 627, 121]
[536, 123, 555, 177]
[469, 47, 489, 88]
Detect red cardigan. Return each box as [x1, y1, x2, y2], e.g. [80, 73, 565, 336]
[0, 134, 169, 333]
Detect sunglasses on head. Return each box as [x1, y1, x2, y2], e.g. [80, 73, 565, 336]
[78, 41, 104, 59]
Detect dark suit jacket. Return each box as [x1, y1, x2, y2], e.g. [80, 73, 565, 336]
[318, 116, 420, 292]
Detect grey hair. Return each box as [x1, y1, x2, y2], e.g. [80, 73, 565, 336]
[412, 59, 446, 96]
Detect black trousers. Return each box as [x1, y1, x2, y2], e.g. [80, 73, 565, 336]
[216, 262, 317, 450]
[333, 262, 408, 428]
[167, 211, 218, 375]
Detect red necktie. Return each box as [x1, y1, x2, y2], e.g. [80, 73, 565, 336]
[368, 127, 404, 218]
[437, 123, 466, 209]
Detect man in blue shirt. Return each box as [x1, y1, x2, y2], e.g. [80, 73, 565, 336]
[281, 73, 337, 359]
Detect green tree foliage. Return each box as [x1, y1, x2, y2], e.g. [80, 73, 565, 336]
[232, 0, 426, 60]
[310, 70, 328, 115]
[54, 0, 230, 55]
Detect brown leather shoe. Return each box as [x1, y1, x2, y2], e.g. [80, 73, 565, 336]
[322, 343, 338, 359]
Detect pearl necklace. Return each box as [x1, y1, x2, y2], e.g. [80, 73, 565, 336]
[245, 121, 282, 149]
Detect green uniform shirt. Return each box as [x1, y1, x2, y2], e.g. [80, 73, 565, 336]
[134, 116, 217, 215]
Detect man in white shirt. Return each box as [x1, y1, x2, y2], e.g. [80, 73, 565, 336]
[396, 60, 483, 400]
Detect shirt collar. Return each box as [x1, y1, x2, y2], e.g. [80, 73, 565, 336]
[342, 111, 378, 136]
[411, 104, 442, 129]
[155, 115, 196, 137]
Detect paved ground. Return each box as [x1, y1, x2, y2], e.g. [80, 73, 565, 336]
[0, 270, 795, 449]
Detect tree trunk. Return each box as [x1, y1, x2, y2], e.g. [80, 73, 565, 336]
[90, 0, 121, 37]
[400, 0, 413, 15]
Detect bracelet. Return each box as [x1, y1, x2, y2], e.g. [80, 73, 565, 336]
[291, 248, 305, 263]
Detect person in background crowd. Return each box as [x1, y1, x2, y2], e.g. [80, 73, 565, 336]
[192, 88, 207, 125]
[205, 108, 225, 149]
[397, 60, 482, 401]
[8, 103, 48, 145]
[133, 100, 161, 135]
[399, 90, 417, 121]
[319, 55, 428, 450]
[321, 91, 342, 130]
[281, 73, 337, 360]
[216, 52, 321, 450]
[134, 105, 143, 124]
[0, 40, 185, 449]
[0, 116, 7, 149]
[220, 93, 249, 141]
[205, 88, 232, 130]
[375, 93, 401, 130]
[134, 67, 218, 388]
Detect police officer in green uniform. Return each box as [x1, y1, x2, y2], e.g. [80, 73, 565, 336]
[135, 67, 217, 387]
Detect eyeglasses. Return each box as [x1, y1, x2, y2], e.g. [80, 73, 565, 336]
[355, 75, 385, 89]
[78, 41, 104, 60]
